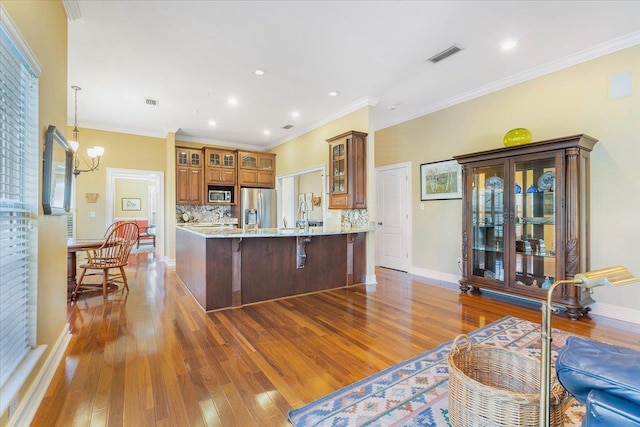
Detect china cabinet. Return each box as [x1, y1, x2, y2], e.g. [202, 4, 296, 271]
[326, 130, 367, 209]
[238, 151, 276, 188]
[176, 147, 203, 204]
[205, 148, 236, 185]
[453, 134, 598, 319]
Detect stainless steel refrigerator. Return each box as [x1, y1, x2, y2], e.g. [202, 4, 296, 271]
[240, 188, 277, 229]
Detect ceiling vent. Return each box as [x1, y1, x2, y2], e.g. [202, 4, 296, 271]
[282, 124, 293, 130]
[145, 98, 159, 106]
[428, 45, 461, 63]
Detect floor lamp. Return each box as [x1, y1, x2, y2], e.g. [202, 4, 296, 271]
[539, 266, 640, 427]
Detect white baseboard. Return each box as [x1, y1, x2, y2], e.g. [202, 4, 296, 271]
[588, 302, 640, 325]
[365, 274, 377, 286]
[164, 257, 176, 267]
[410, 267, 460, 291]
[8, 325, 72, 427]
[408, 267, 640, 325]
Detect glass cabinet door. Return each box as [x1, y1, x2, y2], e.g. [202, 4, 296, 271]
[242, 153, 257, 168]
[223, 153, 234, 167]
[208, 152, 221, 166]
[512, 155, 558, 291]
[331, 142, 346, 193]
[190, 151, 201, 166]
[471, 164, 506, 283]
[259, 156, 273, 170]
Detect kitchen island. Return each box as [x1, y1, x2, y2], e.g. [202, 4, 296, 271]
[175, 225, 369, 311]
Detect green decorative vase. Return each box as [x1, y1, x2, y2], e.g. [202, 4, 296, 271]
[503, 128, 532, 147]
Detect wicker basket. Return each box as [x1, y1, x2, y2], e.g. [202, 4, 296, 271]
[447, 335, 566, 427]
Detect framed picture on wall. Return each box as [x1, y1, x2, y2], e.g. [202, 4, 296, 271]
[122, 197, 141, 211]
[420, 159, 462, 200]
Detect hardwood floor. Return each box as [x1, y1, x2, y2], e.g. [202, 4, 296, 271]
[33, 256, 640, 426]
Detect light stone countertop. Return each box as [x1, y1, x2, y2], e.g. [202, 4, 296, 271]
[177, 224, 373, 238]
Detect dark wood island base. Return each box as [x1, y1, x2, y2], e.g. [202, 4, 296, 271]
[176, 227, 367, 311]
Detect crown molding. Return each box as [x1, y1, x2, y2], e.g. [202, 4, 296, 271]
[0, 5, 42, 75]
[266, 96, 380, 150]
[62, 0, 81, 20]
[175, 134, 266, 152]
[375, 31, 640, 132]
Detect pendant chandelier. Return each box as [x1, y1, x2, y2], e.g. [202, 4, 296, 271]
[69, 85, 104, 177]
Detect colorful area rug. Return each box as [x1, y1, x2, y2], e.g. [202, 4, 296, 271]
[288, 315, 584, 426]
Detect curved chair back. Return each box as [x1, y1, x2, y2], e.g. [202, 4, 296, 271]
[91, 221, 139, 267]
[72, 221, 139, 300]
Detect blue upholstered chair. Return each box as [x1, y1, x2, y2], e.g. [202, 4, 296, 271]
[556, 336, 640, 426]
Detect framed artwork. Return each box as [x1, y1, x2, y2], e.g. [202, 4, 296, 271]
[122, 197, 141, 211]
[420, 159, 462, 200]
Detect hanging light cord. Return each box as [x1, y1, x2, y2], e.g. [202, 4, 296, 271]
[71, 85, 81, 143]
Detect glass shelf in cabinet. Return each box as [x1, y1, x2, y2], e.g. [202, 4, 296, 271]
[522, 217, 555, 225]
[472, 246, 504, 254]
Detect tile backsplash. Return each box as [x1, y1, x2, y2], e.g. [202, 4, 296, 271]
[176, 205, 231, 223]
[341, 209, 369, 228]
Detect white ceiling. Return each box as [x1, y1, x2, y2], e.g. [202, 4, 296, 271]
[67, 1, 640, 151]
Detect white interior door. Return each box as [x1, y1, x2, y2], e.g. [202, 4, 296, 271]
[375, 163, 410, 272]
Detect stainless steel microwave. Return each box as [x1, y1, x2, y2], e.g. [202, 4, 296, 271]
[208, 189, 231, 203]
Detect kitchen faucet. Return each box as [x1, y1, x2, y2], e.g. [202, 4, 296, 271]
[298, 200, 309, 233]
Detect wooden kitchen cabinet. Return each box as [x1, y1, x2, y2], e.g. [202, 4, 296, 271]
[326, 130, 367, 209]
[453, 134, 598, 319]
[176, 147, 202, 167]
[205, 148, 236, 185]
[238, 151, 276, 188]
[176, 147, 203, 204]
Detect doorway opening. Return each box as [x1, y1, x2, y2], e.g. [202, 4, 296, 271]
[106, 168, 165, 261]
[277, 165, 326, 229]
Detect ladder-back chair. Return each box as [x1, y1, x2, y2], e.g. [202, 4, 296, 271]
[72, 221, 139, 299]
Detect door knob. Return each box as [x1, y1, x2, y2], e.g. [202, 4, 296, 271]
[377, 222, 383, 225]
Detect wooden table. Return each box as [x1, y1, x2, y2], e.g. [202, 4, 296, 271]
[67, 238, 105, 297]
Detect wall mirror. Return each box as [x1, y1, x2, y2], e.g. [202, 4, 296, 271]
[42, 125, 73, 215]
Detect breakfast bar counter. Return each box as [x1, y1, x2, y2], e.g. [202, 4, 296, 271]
[175, 225, 369, 311]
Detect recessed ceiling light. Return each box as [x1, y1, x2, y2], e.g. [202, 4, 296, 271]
[328, 91, 339, 97]
[501, 39, 517, 50]
[254, 69, 266, 76]
[263, 129, 271, 135]
[208, 120, 217, 127]
[291, 111, 300, 119]
[227, 97, 238, 106]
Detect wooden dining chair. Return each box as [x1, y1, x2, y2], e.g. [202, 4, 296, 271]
[72, 221, 139, 300]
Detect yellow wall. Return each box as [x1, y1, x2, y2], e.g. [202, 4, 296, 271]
[375, 45, 640, 310]
[1, 0, 67, 423]
[166, 132, 176, 259]
[270, 107, 369, 176]
[114, 178, 153, 219]
[71, 127, 166, 239]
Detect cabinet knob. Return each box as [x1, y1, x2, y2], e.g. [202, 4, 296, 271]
[377, 222, 383, 225]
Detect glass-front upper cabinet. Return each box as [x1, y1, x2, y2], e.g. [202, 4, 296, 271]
[331, 142, 346, 193]
[455, 135, 598, 319]
[326, 130, 367, 209]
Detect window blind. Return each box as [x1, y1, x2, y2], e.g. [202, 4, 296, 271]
[0, 5, 41, 412]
